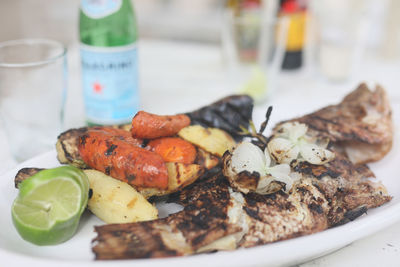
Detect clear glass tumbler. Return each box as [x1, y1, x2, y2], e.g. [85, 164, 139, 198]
[0, 39, 67, 162]
[221, 8, 288, 103]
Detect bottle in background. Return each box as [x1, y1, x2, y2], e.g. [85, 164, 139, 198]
[79, 0, 139, 126]
[279, 0, 306, 70]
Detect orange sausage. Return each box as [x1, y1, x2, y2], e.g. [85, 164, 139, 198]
[90, 126, 143, 146]
[131, 111, 190, 139]
[147, 137, 197, 164]
[78, 127, 168, 190]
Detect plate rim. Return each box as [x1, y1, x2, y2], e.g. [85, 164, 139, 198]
[1, 150, 400, 267]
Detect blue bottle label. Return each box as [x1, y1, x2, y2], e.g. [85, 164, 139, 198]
[81, 0, 122, 19]
[80, 43, 139, 125]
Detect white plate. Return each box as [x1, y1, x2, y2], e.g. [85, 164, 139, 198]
[0, 131, 399, 267]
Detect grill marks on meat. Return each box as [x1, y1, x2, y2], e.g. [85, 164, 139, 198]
[92, 172, 242, 259]
[51, 85, 388, 259]
[291, 152, 375, 182]
[280, 84, 393, 164]
[91, 85, 393, 260]
[92, 159, 391, 259]
[240, 179, 329, 247]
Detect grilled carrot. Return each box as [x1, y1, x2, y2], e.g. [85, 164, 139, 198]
[78, 127, 168, 190]
[131, 111, 191, 139]
[147, 137, 197, 164]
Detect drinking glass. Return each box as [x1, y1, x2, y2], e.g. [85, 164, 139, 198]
[0, 39, 67, 162]
[309, 0, 367, 82]
[221, 7, 288, 103]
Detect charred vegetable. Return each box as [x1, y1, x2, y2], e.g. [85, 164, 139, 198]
[268, 122, 335, 165]
[147, 137, 197, 164]
[186, 95, 253, 141]
[223, 108, 335, 195]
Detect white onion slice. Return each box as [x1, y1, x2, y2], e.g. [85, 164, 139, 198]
[299, 143, 335, 165]
[288, 122, 308, 141]
[267, 137, 299, 164]
[231, 142, 266, 175]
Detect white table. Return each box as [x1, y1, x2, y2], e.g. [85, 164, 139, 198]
[1, 39, 399, 266]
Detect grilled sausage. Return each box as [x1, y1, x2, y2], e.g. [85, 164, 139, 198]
[131, 111, 191, 139]
[91, 126, 143, 146]
[78, 127, 168, 190]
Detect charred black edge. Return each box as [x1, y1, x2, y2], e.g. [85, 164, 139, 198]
[333, 205, 368, 226]
[291, 161, 341, 180]
[57, 127, 88, 163]
[167, 166, 223, 204]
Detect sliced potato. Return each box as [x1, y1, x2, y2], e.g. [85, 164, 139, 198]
[195, 148, 220, 170]
[166, 162, 204, 191]
[84, 169, 158, 224]
[139, 162, 204, 198]
[178, 125, 236, 157]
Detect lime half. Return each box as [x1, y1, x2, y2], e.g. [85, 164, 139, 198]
[11, 166, 89, 246]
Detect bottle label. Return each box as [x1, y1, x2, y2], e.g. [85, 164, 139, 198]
[81, 0, 122, 19]
[80, 43, 139, 125]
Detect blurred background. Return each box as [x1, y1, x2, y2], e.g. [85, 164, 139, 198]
[1, 0, 399, 56]
[1, 0, 400, 123]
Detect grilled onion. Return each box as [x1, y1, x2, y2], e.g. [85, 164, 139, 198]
[223, 142, 294, 194]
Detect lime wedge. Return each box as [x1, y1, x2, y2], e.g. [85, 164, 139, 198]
[11, 166, 89, 246]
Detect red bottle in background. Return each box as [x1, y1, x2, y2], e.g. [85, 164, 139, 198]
[279, 0, 307, 70]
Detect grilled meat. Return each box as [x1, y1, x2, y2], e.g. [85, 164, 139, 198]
[79, 127, 169, 190]
[92, 170, 242, 259]
[15, 86, 391, 259]
[91, 85, 392, 259]
[131, 111, 191, 139]
[280, 84, 393, 164]
[92, 154, 391, 259]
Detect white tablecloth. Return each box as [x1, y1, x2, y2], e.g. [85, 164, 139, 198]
[1, 39, 399, 266]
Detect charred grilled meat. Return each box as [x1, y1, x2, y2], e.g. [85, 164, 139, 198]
[92, 154, 390, 259]
[91, 85, 393, 260]
[92, 169, 242, 259]
[278, 83, 393, 164]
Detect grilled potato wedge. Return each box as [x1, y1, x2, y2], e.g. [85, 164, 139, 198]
[196, 148, 220, 170]
[84, 170, 158, 223]
[139, 162, 205, 198]
[178, 125, 236, 157]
